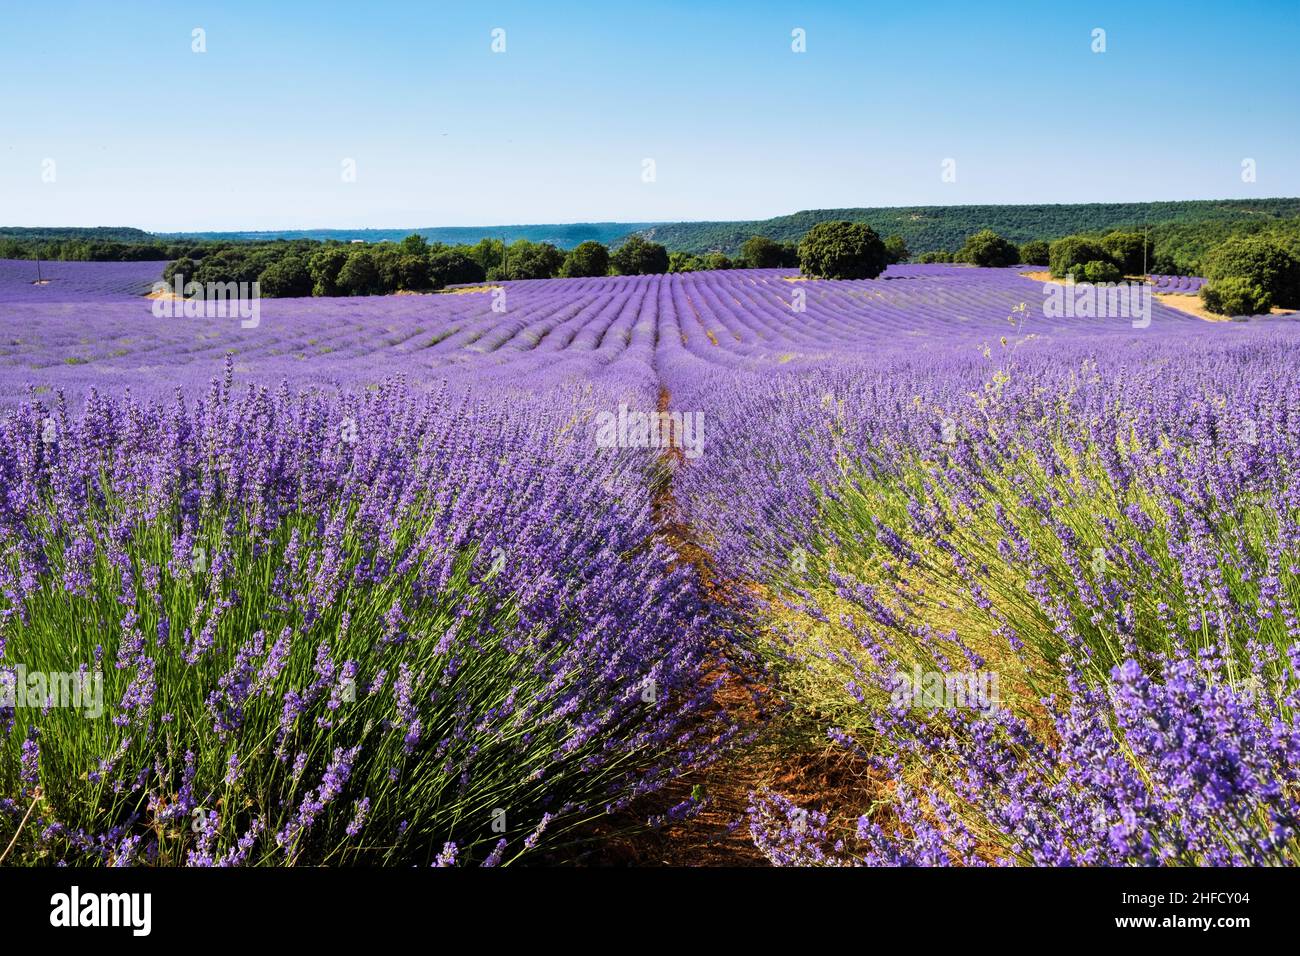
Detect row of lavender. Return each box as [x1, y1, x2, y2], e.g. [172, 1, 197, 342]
[668, 324, 1300, 865]
[2, 262, 1206, 406]
[1147, 273, 1207, 294]
[0, 352, 733, 863]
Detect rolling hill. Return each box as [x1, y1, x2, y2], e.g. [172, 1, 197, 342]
[632, 199, 1300, 255]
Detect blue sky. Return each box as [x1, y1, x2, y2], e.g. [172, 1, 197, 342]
[1, 0, 1296, 230]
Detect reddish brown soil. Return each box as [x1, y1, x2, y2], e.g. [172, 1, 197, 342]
[577, 388, 880, 866]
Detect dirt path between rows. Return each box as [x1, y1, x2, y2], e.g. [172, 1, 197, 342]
[589, 388, 873, 865]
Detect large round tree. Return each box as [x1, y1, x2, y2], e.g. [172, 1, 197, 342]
[1203, 236, 1300, 308]
[740, 235, 785, 269]
[561, 240, 610, 278]
[797, 221, 889, 279]
[429, 250, 485, 288]
[957, 229, 1020, 267]
[257, 255, 314, 297]
[1101, 231, 1155, 275]
[611, 235, 670, 275]
[1048, 236, 1110, 279]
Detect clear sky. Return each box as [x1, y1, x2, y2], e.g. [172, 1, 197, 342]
[1, 0, 1296, 230]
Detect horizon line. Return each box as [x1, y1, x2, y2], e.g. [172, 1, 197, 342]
[7, 196, 1299, 236]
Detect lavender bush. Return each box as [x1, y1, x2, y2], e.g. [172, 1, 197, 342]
[668, 307, 1300, 865]
[0, 358, 732, 865]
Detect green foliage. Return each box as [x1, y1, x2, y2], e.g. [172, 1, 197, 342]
[9, 201, 1300, 277]
[883, 234, 910, 265]
[257, 255, 313, 298]
[162, 257, 197, 285]
[1202, 236, 1300, 308]
[560, 240, 609, 278]
[1101, 231, 1155, 275]
[2, 229, 737, 298]
[611, 235, 669, 275]
[1049, 236, 1111, 278]
[151, 223, 659, 248]
[503, 240, 564, 280]
[17, 202, 1300, 298]
[399, 234, 430, 257]
[740, 235, 786, 269]
[630, 198, 1300, 258]
[468, 238, 506, 275]
[395, 255, 433, 291]
[668, 251, 700, 273]
[957, 229, 1020, 267]
[1200, 277, 1274, 316]
[0, 226, 153, 243]
[0, 226, 180, 262]
[1065, 260, 1124, 284]
[1018, 240, 1051, 265]
[335, 248, 380, 296]
[429, 250, 485, 288]
[1143, 216, 1300, 276]
[798, 221, 889, 280]
[193, 249, 276, 286]
[308, 246, 351, 297]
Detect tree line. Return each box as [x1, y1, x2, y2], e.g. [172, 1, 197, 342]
[147, 234, 812, 298]
[8, 219, 1297, 316]
[795, 221, 1299, 317]
[633, 198, 1300, 257]
[0, 237, 194, 262]
[158, 232, 904, 297]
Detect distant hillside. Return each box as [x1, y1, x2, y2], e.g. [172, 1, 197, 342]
[159, 222, 659, 249]
[636, 199, 1300, 255]
[0, 226, 154, 243]
[12, 199, 1300, 268]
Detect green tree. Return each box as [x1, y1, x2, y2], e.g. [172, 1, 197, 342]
[336, 248, 380, 296]
[1019, 240, 1050, 265]
[1202, 236, 1300, 308]
[468, 238, 506, 274]
[611, 235, 670, 275]
[1200, 277, 1273, 316]
[309, 245, 351, 296]
[669, 251, 701, 273]
[740, 235, 785, 269]
[883, 234, 910, 265]
[797, 221, 889, 280]
[1101, 231, 1155, 275]
[395, 254, 433, 291]
[505, 240, 564, 280]
[560, 241, 610, 278]
[192, 248, 269, 286]
[1065, 260, 1123, 283]
[400, 234, 430, 258]
[370, 244, 405, 292]
[257, 255, 313, 297]
[429, 250, 485, 288]
[1049, 236, 1110, 278]
[163, 256, 197, 285]
[957, 229, 1020, 267]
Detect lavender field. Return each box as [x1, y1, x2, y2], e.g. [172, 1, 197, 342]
[3, 260, 1300, 866]
[1, 262, 1211, 403]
